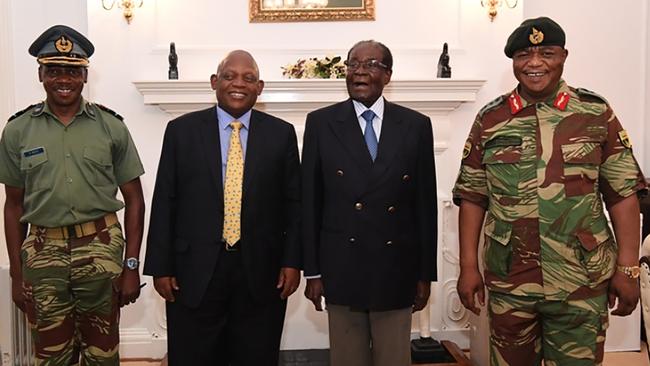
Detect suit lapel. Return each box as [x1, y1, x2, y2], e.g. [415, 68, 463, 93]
[368, 100, 408, 190]
[199, 107, 224, 205]
[242, 110, 263, 201]
[328, 99, 373, 174]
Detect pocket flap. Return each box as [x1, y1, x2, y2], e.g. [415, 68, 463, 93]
[484, 214, 513, 246]
[83, 146, 112, 167]
[20, 147, 48, 170]
[576, 229, 610, 252]
[482, 137, 522, 164]
[561, 142, 600, 164]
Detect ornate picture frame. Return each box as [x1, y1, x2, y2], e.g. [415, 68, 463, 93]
[249, 0, 375, 22]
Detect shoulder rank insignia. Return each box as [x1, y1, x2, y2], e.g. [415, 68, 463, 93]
[508, 93, 523, 114]
[8, 102, 42, 122]
[462, 140, 472, 159]
[96, 103, 124, 121]
[618, 130, 632, 148]
[575, 87, 608, 104]
[478, 95, 504, 117]
[529, 27, 544, 45]
[553, 92, 570, 111]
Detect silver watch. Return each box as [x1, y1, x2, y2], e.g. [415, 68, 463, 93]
[124, 257, 140, 270]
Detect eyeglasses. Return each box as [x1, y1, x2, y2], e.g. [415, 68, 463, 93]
[344, 59, 388, 71]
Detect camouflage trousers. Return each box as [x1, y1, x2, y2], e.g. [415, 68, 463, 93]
[488, 291, 608, 366]
[21, 223, 125, 366]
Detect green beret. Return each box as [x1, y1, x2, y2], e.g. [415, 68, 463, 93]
[504, 17, 565, 58]
[28, 25, 94, 67]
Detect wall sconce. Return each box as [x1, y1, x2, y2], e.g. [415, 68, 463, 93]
[102, 0, 143, 24]
[481, 0, 517, 22]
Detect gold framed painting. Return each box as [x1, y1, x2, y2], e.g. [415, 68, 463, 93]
[249, 0, 375, 22]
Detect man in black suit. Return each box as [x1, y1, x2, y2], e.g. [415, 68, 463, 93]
[144, 50, 301, 365]
[302, 40, 438, 366]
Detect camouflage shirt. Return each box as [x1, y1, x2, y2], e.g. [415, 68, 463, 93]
[453, 80, 647, 301]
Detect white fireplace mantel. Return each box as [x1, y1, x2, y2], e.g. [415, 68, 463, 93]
[133, 79, 485, 116]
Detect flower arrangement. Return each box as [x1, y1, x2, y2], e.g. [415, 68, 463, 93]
[282, 56, 346, 79]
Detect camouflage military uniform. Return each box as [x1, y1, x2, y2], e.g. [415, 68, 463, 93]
[453, 80, 646, 365]
[0, 99, 144, 365]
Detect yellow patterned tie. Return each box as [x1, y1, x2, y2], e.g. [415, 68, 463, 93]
[223, 121, 244, 247]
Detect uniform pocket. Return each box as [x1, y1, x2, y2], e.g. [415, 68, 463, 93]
[483, 214, 513, 279]
[562, 142, 600, 197]
[83, 146, 115, 187]
[20, 147, 49, 192]
[482, 138, 522, 197]
[577, 228, 616, 284]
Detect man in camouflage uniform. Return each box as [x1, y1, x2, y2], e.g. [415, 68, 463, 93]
[453, 17, 646, 366]
[0, 25, 145, 365]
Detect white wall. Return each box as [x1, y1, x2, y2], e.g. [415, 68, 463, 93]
[0, 0, 14, 266]
[2, 0, 648, 357]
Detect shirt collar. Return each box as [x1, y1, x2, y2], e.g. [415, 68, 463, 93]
[353, 97, 384, 120]
[509, 79, 571, 114]
[216, 106, 251, 130]
[38, 97, 95, 120]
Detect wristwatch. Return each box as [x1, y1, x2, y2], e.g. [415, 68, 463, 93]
[616, 265, 641, 279]
[124, 257, 140, 271]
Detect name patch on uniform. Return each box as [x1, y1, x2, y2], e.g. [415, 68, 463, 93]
[23, 147, 45, 157]
[618, 130, 632, 148]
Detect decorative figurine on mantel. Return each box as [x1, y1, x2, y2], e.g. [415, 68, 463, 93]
[437, 42, 451, 78]
[168, 42, 178, 80]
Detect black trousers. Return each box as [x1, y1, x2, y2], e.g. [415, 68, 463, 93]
[166, 247, 287, 366]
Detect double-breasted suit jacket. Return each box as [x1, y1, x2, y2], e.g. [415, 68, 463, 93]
[144, 107, 301, 308]
[302, 98, 438, 311]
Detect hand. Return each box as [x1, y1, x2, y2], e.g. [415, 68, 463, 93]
[304, 278, 324, 311]
[11, 276, 27, 313]
[154, 276, 179, 302]
[119, 270, 141, 307]
[608, 270, 640, 316]
[277, 267, 300, 300]
[413, 280, 431, 312]
[457, 267, 485, 315]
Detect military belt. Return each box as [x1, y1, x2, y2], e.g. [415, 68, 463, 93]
[29, 213, 118, 239]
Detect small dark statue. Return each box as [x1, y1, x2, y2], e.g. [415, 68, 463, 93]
[437, 42, 451, 78]
[168, 42, 179, 80]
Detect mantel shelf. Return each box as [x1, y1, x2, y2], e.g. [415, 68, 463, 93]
[133, 79, 485, 117]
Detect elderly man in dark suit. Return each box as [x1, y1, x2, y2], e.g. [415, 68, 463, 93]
[144, 50, 301, 365]
[302, 40, 438, 366]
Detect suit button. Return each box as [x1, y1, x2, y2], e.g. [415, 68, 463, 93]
[349, 237, 356, 243]
[402, 174, 410, 181]
[354, 202, 363, 210]
[386, 240, 393, 246]
[387, 206, 396, 213]
[336, 169, 344, 176]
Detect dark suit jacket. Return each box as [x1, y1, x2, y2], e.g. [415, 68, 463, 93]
[302, 98, 437, 311]
[144, 107, 301, 308]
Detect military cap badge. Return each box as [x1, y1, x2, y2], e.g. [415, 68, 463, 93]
[463, 141, 472, 159]
[529, 27, 544, 45]
[55, 35, 73, 53]
[618, 130, 632, 148]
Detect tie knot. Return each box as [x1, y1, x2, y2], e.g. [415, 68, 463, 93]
[230, 121, 243, 130]
[361, 110, 375, 123]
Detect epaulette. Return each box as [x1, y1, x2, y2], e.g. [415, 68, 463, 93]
[478, 95, 505, 117]
[7, 102, 42, 122]
[575, 88, 608, 104]
[95, 103, 124, 121]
